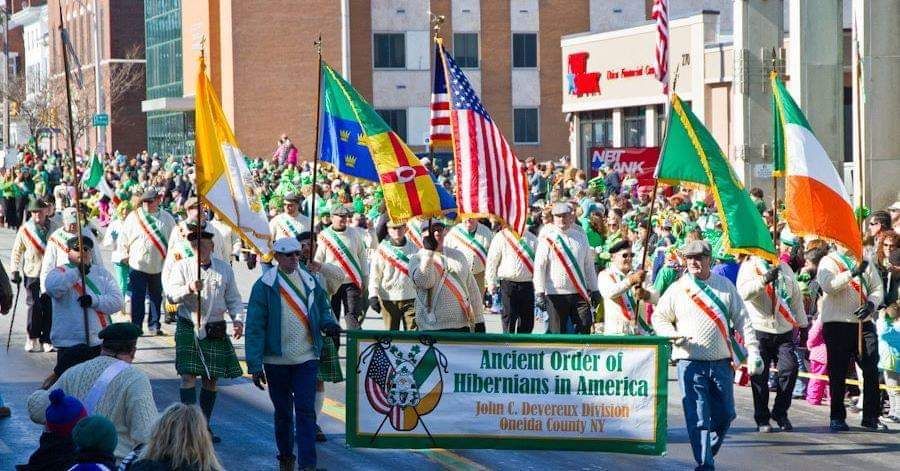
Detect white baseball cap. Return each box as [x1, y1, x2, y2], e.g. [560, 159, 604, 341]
[889, 201, 900, 211]
[273, 237, 301, 254]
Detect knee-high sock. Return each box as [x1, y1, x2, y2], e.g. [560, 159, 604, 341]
[316, 390, 324, 418]
[199, 388, 217, 424]
[180, 386, 197, 405]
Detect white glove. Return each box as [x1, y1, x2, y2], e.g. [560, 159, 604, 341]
[746, 351, 765, 376]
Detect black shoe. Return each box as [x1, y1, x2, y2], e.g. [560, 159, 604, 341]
[155, 329, 167, 337]
[278, 456, 295, 471]
[315, 424, 327, 442]
[860, 419, 888, 432]
[830, 419, 850, 432]
[775, 417, 793, 432]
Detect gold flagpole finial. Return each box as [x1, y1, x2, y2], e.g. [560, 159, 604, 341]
[314, 33, 322, 55]
[200, 35, 207, 59]
[431, 13, 445, 41]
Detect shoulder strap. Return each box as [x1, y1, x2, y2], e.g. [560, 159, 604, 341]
[84, 360, 130, 414]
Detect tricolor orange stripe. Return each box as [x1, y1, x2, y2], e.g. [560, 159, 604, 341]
[784, 175, 862, 261]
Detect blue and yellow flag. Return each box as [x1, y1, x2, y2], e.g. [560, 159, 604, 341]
[318, 63, 456, 222]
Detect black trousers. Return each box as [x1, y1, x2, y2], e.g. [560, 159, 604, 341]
[547, 294, 591, 334]
[54, 344, 102, 377]
[24, 277, 51, 343]
[823, 321, 881, 423]
[500, 280, 534, 334]
[331, 283, 363, 329]
[750, 330, 798, 425]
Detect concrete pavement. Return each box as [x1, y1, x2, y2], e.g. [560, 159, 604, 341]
[0, 226, 898, 470]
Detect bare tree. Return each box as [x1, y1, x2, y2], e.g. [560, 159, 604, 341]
[1, 75, 55, 154]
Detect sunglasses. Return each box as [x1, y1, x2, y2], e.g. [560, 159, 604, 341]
[620, 253, 634, 259]
[869, 221, 880, 226]
[279, 251, 301, 258]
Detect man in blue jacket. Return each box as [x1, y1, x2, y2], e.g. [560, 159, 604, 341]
[245, 237, 341, 471]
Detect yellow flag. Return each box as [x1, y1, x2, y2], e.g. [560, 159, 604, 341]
[194, 56, 271, 254]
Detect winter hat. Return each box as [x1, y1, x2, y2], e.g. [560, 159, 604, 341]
[45, 389, 88, 436]
[72, 415, 118, 454]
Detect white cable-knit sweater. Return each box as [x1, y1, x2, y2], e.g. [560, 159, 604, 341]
[533, 225, 598, 295]
[368, 239, 417, 301]
[410, 247, 484, 330]
[27, 355, 158, 459]
[817, 252, 884, 324]
[736, 258, 808, 334]
[653, 273, 759, 361]
[485, 228, 537, 288]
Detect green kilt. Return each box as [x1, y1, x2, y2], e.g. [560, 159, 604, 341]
[316, 337, 344, 383]
[175, 318, 243, 379]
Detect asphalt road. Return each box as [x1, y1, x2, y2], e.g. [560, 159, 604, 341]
[0, 226, 898, 470]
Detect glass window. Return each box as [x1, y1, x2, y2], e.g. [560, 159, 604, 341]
[579, 110, 613, 168]
[453, 33, 479, 68]
[622, 107, 646, 147]
[376, 109, 408, 141]
[512, 33, 537, 68]
[373, 33, 406, 69]
[514, 108, 539, 144]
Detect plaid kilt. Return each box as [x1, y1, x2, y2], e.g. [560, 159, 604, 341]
[317, 336, 344, 383]
[175, 318, 243, 379]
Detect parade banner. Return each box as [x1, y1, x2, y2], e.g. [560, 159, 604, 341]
[347, 331, 669, 455]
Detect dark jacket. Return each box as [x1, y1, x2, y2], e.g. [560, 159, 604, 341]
[16, 431, 76, 471]
[67, 451, 117, 470]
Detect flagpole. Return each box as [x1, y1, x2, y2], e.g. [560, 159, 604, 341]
[428, 14, 445, 182]
[309, 34, 323, 248]
[769, 56, 780, 323]
[57, 2, 90, 345]
[635, 64, 679, 318]
[196, 41, 205, 331]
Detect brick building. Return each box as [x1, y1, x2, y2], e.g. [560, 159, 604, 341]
[164, 0, 591, 162]
[47, 0, 146, 155]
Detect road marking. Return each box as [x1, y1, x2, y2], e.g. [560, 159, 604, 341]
[322, 398, 489, 471]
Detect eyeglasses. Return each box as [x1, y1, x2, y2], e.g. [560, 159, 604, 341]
[279, 251, 301, 258]
[869, 221, 880, 226]
[620, 253, 634, 259]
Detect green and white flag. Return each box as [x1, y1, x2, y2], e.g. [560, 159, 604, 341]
[655, 94, 776, 262]
[81, 153, 115, 201]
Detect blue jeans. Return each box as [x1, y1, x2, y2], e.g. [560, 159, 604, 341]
[265, 361, 319, 467]
[129, 270, 162, 332]
[677, 359, 736, 471]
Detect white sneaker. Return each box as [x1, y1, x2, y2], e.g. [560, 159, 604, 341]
[43, 343, 55, 353]
[24, 338, 33, 352]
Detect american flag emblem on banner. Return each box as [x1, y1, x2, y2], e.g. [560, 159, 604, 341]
[652, 0, 669, 94]
[429, 44, 452, 149]
[438, 44, 529, 235]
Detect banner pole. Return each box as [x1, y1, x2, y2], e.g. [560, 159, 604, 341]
[310, 34, 323, 245]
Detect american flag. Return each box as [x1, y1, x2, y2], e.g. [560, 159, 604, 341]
[652, 0, 669, 94]
[364, 346, 395, 415]
[439, 45, 529, 235]
[429, 44, 452, 149]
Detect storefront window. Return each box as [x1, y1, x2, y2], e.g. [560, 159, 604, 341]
[622, 107, 645, 147]
[579, 110, 613, 169]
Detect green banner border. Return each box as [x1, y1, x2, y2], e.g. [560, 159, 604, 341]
[346, 330, 670, 455]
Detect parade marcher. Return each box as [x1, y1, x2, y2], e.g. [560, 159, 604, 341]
[652, 240, 763, 471]
[597, 240, 657, 335]
[485, 226, 537, 333]
[816, 247, 886, 431]
[314, 205, 369, 330]
[121, 188, 177, 335]
[269, 192, 311, 239]
[737, 255, 808, 432]
[45, 236, 123, 379]
[296, 231, 345, 442]
[28, 323, 158, 460]
[409, 220, 484, 332]
[38, 207, 102, 290]
[533, 203, 601, 334]
[444, 217, 493, 299]
[246, 237, 342, 471]
[164, 229, 244, 443]
[11, 198, 57, 352]
[368, 220, 418, 331]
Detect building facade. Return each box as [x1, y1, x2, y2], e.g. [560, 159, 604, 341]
[47, 0, 146, 155]
[142, 0, 191, 157]
[171, 0, 589, 162]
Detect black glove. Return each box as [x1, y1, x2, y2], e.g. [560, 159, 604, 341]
[422, 234, 438, 251]
[252, 371, 267, 390]
[246, 254, 258, 271]
[10, 271, 21, 285]
[79, 264, 91, 275]
[78, 294, 93, 308]
[535, 293, 548, 312]
[368, 296, 382, 313]
[763, 267, 780, 284]
[323, 324, 342, 349]
[851, 260, 869, 278]
[590, 291, 602, 309]
[854, 301, 875, 320]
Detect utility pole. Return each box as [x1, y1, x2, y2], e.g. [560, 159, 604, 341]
[3, 5, 10, 151]
[91, 0, 104, 156]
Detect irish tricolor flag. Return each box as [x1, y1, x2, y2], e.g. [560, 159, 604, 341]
[771, 73, 863, 260]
